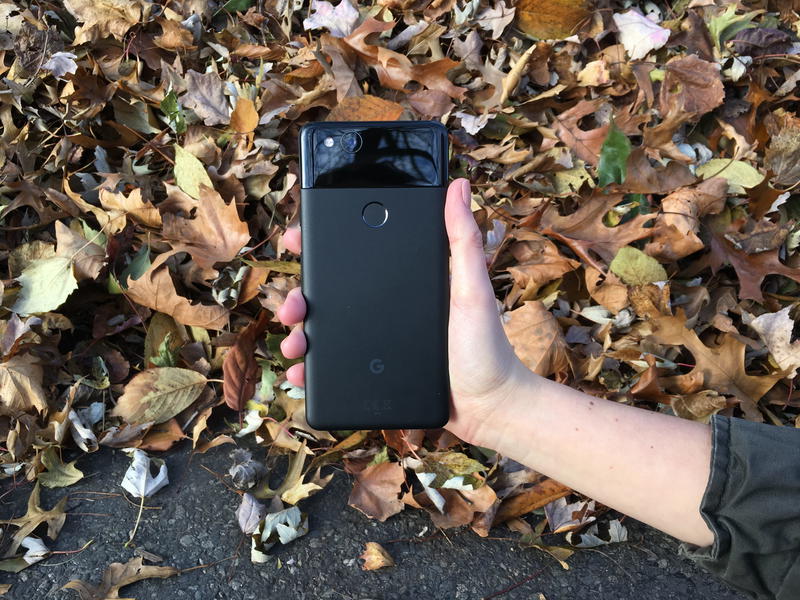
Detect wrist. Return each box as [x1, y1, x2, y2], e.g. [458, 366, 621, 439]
[454, 360, 541, 450]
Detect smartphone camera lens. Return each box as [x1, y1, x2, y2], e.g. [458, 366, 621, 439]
[340, 131, 362, 153]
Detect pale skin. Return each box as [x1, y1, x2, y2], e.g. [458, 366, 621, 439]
[277, 178, 715, 548]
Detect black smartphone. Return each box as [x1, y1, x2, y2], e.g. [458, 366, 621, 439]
[299, 121, 450, 430]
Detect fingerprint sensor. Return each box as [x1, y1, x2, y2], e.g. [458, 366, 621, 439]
[362, 202, 388, 228]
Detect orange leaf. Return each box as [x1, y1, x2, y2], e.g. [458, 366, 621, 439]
[516, 0, 591, 39]
[327, 95, 404, 121]
[230, 97, 259, 134]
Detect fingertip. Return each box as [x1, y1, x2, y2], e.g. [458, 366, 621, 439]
[283, 226, 302, 255]
[286, 363, 305, 388]
[277, 287, 306, 325]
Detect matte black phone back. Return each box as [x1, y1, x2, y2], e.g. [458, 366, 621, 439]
[301, 186, 449, 430]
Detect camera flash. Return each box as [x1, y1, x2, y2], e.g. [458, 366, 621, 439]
[324, 136, 335, 147]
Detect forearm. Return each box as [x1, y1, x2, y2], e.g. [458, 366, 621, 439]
[467, 366, 714, 547]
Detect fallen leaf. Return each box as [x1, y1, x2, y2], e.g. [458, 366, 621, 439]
[0, 482, 67, 557]
[342, 19, 466, 99]
[597, 120, 632, 186]
[544, 497, 595, 534]
[63, 0, 149, 44]
[613, 10, 670, 61]
[223, 311, 271, 411]
[708, 226, 800, 303]
[506, 231, 580, 301]
[62, 557, 177, 599]
[0, 536, 50, 573]
[649, 313, 783, 420]
[37, 447, 84, 488]
[644, 178, 727, 261]
[516, 0, 590, 40]
[360, 542, 395, 570]
[237, 493, 267, 535]
[502, 301, 570, 379]
[326, 95, 404, 121]
[609, 246, 667, 286]
[0, 353, 47, 413]
[181, 70, 231, 126]
[251, 506, 309, 561]
[120, 448, 169, 498]
[745, 306, 800, 378]
[111, 367, 208, 425]
[11, 256, 78, 316]
[125, 252, 230, 330]
[173, 145, 214, 200]
[477, 2, 516, 39]
[764, 121, 800, 188]
[660, 55, 725, 120]
[696, 159, 764, 195]
[55, 221, 105, 281]
[303, 0, 359, 38]
[493, 478, 571, 525]
[162, 185, 250, 270]
[348, 460, 405, 522]
[552, 99, 609, 166]
[230, 97, 259, 134]
[540, 192, 655, 266]
[42, 51, 78, 78]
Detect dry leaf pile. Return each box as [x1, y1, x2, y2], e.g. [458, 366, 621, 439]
[1, 0, 800, 580]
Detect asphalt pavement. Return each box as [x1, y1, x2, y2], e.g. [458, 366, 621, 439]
[1, 434, 748, 600]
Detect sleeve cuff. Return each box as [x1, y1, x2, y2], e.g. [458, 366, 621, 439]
[677, 413, 731, 562]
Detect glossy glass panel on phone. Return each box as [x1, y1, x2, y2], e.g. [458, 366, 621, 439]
[300, 122, 447, 188]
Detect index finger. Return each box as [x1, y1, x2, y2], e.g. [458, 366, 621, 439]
[283, 226, 301, 255]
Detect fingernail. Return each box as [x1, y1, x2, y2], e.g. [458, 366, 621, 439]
[460, 179, 471, 207]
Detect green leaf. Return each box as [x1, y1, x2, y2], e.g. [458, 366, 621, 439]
[174, 144, 213, 199]
[218, 0, 254, 14]
[597, 121, 631, 187]
[695, 159, 764, 195]
[38, 447, 84, 488]
[707, 5, 761, 49]
[12, 256, 78, 315]
[609, 246, 668, 286]
[151, 333, 179, 368]
[161, 90, 186, 134]
[367, 446, 390, 466]
[109, 244, 151, 294]
[111, 367, 208, 424]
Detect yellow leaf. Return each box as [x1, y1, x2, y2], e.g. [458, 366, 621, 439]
[174, 145, 213, 199]
[609, 246, 668, 286]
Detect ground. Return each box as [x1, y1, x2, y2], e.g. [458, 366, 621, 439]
[1, 434, 746, 600]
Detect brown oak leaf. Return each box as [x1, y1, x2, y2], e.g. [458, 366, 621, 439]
[342, 19, 466, 99]
[125, 251, 229, 330]
[348, 460, 406, 522]
[644, 178, 727, 261]
[540, 192, 655, 267]
[161, 185, 251, 271]
[648, 313, 784, 421]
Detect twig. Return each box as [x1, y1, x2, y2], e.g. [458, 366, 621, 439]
[482, 566, 548, 599]
[124, 494, 147, 547]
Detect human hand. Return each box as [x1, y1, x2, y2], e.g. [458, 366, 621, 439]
[277, 178, 530, 444]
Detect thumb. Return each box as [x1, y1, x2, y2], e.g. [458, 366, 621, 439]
[444, 178, 496, 309]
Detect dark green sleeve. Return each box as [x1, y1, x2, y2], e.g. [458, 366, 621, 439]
[678, 414, 800, 600]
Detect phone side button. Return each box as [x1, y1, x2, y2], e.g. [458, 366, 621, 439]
[362, 202, 388, 228]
